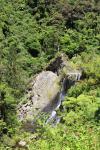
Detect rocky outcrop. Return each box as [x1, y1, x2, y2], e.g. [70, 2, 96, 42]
[46, 53, 68, 74]
[46, 53, 82, 81]
[18, 71, 60, 121]
[18, 53, 82, 126]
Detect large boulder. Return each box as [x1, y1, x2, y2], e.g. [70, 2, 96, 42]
[18, 71, 60, 121]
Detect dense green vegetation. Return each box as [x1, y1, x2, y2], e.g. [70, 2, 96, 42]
[0, 0, 100, 149]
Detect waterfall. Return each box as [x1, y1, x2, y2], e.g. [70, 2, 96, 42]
[67, 72, 81, 81]
[46, 78, 66, 124]
[46, 71, 81, 125]
[46, 111, 56, 124]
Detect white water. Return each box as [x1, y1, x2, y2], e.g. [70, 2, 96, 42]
[46, 78, 66, 124]
[67, 72, 81, 81]
[46, 72, 81, 125]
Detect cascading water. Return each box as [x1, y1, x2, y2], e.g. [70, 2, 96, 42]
[46, 71, 81, 125]
[46, 78, 67, 125]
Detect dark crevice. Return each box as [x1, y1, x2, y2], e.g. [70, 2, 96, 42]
[46, 56, 63, 73]
[28, 48, 39, 57]
[2, 25, 9, 37]
[95, 107, 100, 122]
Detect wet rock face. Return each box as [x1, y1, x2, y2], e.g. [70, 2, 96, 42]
[18, 71, 60, 121]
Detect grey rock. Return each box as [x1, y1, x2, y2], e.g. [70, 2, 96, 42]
[18, 140, 26, 147]
[18, 71, 60, 121]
